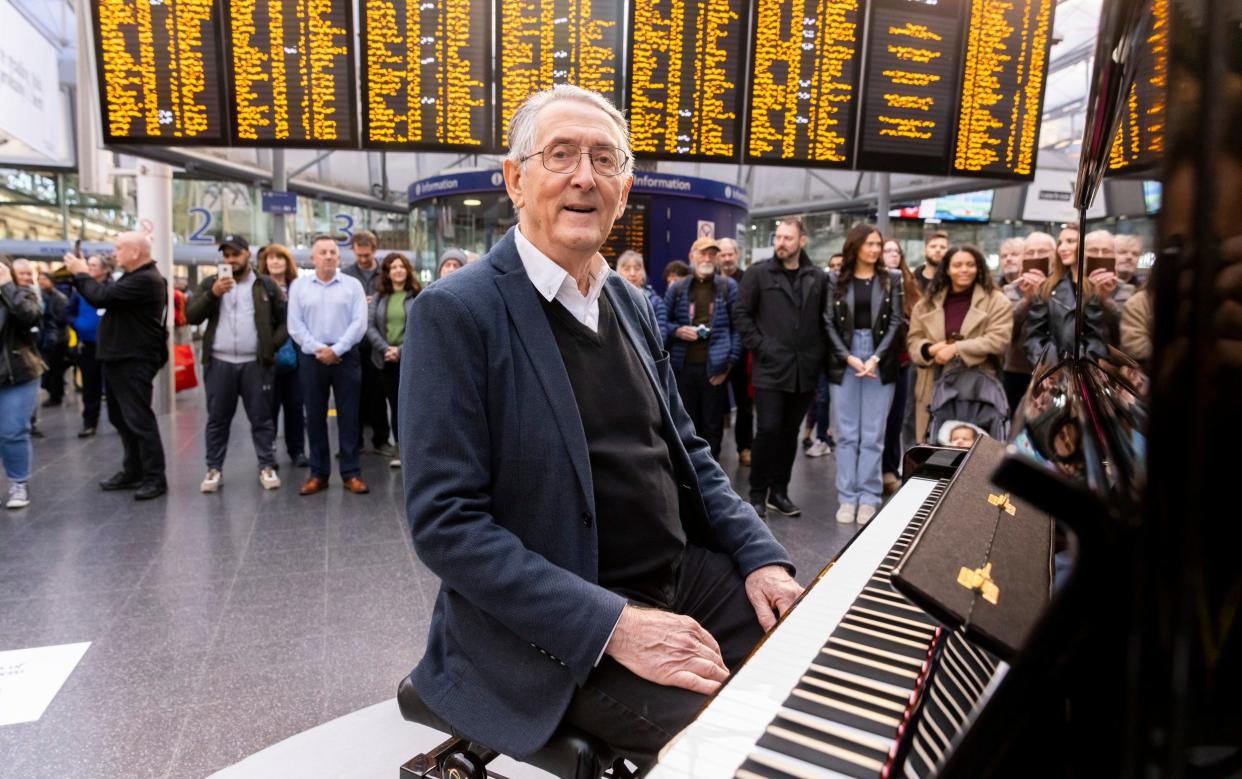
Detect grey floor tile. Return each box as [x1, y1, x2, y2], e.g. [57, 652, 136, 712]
[170, 686, 327, 776]
[195, 634, 327, 706]
[326, 541, 410, 571]
[213, 601, 328, 648]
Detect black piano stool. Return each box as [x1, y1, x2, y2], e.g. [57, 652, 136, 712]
[397, 676, 636, 779]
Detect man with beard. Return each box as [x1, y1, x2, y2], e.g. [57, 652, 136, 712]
[735, 218, 827, 518]
[916, 230, 949, 294]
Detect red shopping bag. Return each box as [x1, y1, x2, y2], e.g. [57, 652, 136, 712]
[174, 344, 198, 392]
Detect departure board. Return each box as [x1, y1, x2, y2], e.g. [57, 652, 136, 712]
[951, 0, 1054, 179]
[856, 0, 966, 175]
[360, 0, 491, 151]
[91, 0, 228, 144]
[600, 198, 649, 266]
[1108, 0, 1167, 174]
[744, 0, 864, 167]
[628, 0, 747, 161]
[224, 0, 358, 147]
[497, 0, 622, 147]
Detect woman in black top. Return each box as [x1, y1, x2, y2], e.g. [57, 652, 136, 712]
[822, 224, 905, 525]
[0, 255, 46, 509]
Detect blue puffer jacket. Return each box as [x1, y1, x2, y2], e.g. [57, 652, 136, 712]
[643, 285, 672, 343]
[664, 274, 741, 376]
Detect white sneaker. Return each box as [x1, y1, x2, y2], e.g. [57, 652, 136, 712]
[259, 467, 281, 490]
[836, 504, 856, 524]
[389, 458, 401, 469]
[6, 482, 29, 509]
[806, 439, 832, 458]
[856, 504, 878, 525]
[200, 469, 222, 493]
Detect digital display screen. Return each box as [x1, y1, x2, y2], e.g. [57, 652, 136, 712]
[856, 0, 965, 175]
[91, 0, 228, 144]
[1108, 0, 1167, 174]
[628, 0, 747, 161]
[600, 198, 649, 266]
[360, 0, 492, 150]
[951, 0, 1054, 179]
[744, 0, 864, 167]
[496, 0, 622, 148]
[224, 0, 358, 147]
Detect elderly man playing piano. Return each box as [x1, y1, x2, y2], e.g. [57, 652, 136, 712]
[401, 84, 803, 769]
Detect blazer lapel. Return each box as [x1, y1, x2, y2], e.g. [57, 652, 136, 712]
[920, 296, 946, 343]
[493, 255, 596, 513]
[870, 272, 885, 328]
[604, 278, 661, 393]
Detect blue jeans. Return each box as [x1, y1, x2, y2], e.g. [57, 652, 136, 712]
[0, 379, 39, 482]
[829, 330, 896, 507]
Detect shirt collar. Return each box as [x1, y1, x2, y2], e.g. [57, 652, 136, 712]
[515, 226, 609, 304]
[311, 271, 340, 286]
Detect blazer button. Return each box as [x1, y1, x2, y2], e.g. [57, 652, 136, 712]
[581, 512, 593, 528]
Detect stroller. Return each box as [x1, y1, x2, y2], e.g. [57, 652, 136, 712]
[927, 361, 1011, 442]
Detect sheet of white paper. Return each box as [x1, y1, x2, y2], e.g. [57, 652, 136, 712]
[0, 642, 90, 726]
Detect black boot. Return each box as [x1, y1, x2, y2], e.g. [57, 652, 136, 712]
[766, 492, 802, 517]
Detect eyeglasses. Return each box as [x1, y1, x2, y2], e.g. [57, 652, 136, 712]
[521, 142, 630, 177]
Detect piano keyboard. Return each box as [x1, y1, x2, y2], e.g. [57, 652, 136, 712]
[648, 477, 948, 779]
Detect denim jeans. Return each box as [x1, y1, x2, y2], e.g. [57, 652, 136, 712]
[0, 379, 40, 481]
[829, 330, 896, 507]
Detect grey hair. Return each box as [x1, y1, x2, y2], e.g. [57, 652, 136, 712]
[616, 250, 646, 282]
[1025, 231, 1056, 251]
[506, 85, 633, 176]
[999, 236, 1026, 254]
[1084, 229, 1114, 244]
[1114, 233, 1143, 250]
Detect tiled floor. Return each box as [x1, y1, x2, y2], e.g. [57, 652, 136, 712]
[0, 388, 855, 778]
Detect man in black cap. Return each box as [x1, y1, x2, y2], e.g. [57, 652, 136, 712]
[185, 234, 288, 493]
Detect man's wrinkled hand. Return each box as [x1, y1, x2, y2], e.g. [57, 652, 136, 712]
[62, 253, 88, 276]
[745, 565, 804, 632]
[604, 605, 729, 695]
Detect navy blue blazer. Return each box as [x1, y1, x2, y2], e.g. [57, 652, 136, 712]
[399, 228, 793, 758]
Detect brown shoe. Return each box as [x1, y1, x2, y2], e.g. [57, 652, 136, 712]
[882, 472, 901, 495]
[739, 449, 752, 467]
[342, 477, 370, 494]
[299, 476, 329, 496]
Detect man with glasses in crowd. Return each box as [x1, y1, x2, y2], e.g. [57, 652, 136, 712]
[400, 85, 799, 771]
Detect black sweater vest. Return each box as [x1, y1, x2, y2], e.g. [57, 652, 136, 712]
[542, 292, 686, 606]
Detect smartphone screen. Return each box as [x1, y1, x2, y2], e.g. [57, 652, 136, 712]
[218, 263, 233, 279]
[1021, 257, 1047, 276]
[1086, 256, 1115, 276]
[74, 239, 82, 259]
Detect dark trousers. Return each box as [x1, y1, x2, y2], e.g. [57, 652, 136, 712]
[883, 362, 914, 475]
[204, 359, 276, 470]
[562, 545, 765, 768]
[358, 347, 391, 448]
[271, 366, 305, 460]
[78, 341, 103, 427]
[749, 388, 815, 502]
[1003, 370, 1031, 421]
[728, 350, 753, 452]
[813, 370, 832, 441]
[102, 360, 166, 486]
[40, 342, 66, 402]
[381, 360, 401, 442]
[675, 362, 727, 458]
[299, 348, 362, 480]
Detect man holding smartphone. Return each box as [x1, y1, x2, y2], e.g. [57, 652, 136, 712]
[185, 234, 288, 493]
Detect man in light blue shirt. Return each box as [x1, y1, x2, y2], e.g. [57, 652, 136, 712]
[287, 235, 369, 495]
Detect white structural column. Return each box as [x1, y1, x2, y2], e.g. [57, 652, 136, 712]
[136, 160, 177, 415]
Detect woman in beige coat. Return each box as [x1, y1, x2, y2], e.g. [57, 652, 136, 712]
[907, 244, 1013, 442]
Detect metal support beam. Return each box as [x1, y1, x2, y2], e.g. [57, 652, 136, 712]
[806, 170, 852, 202]
[272, 149, 287, 245]
[876, 173, 891, 236]
[135, 160, 176, 415]
[288, 150, 334, 179]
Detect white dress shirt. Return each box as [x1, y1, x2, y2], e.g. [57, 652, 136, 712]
[515, 226, 610, 332]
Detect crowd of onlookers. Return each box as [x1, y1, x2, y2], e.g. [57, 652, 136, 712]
[0, 230, 473, 510]
[0, 218, 1152, 518]
[618, 218, 1152, 525]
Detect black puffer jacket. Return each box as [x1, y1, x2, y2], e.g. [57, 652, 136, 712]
[822, 269, 906, 384]
[0, 282, 47, 385]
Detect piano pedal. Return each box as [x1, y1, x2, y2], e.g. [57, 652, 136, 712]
[604, 757, 638, 778]
[400, 736, 504, 779]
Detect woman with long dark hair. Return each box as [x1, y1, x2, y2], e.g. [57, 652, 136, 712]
[822, 223, 905, 525]
[880, 238, 921, 492]
[0, 255, 45, 509]
[907, 244, 1013, 443]
[366, 253, 421, 468]
[258, 244, 306, 467]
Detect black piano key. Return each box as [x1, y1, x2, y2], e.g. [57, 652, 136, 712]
[756, 720, 884, 778]
[832, 625, 934, 663]
[817, 646, 918, 690]
[803, 665, 911, 707]
[734, 756, 797, 779]
[854, 592, 936, 625]
[786, 682, 903, 738]
[847, 605, 938, 636]
[840, 613, 935, 643]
